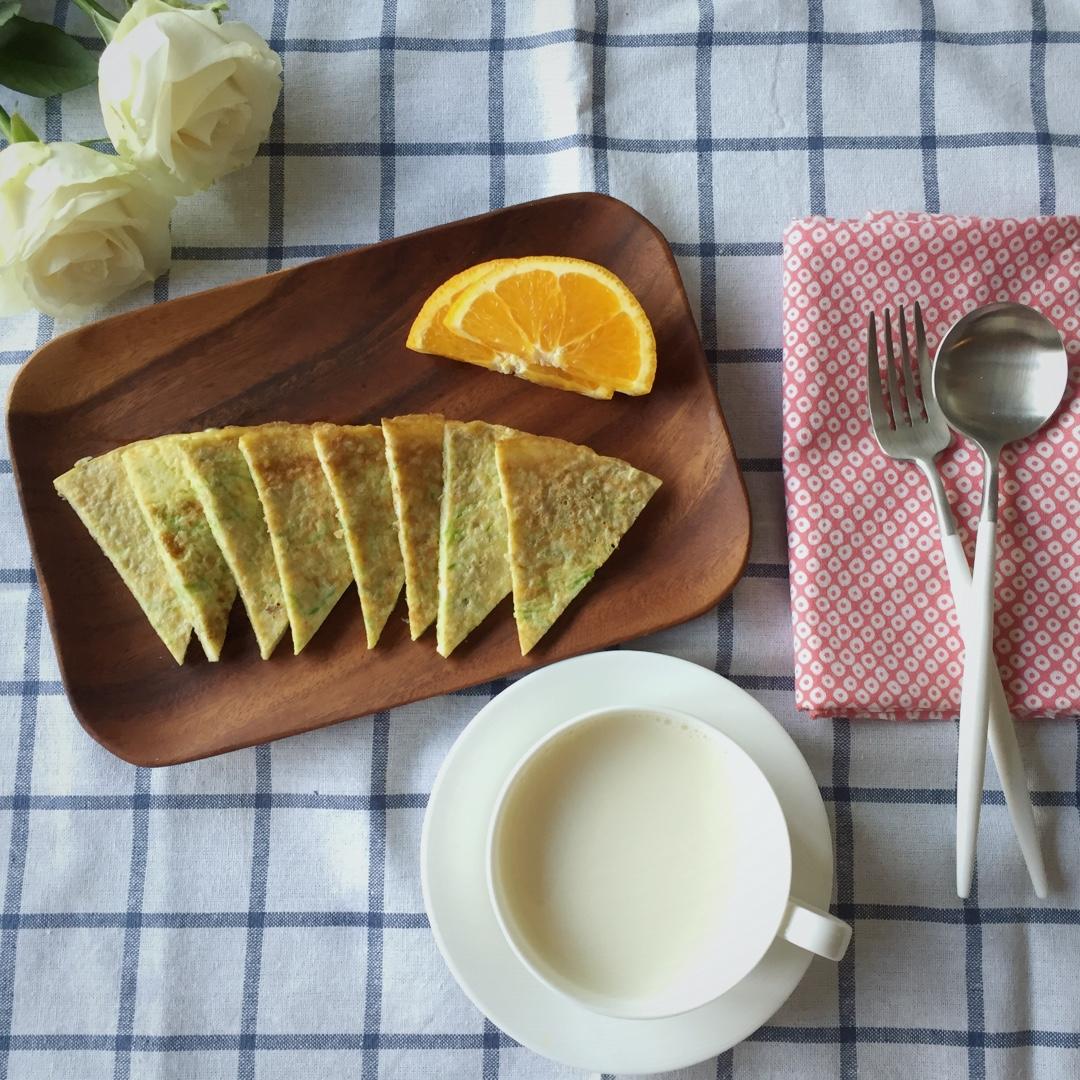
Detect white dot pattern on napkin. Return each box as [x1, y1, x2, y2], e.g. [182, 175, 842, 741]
[782, 212, 1080, 720]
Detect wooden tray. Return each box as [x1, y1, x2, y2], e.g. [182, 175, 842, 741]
[7, 193, 750, 766]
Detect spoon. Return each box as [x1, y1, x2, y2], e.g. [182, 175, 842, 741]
[933, 302, 1068, 898]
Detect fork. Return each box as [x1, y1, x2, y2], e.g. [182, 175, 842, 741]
[866, 304, 1047, 897]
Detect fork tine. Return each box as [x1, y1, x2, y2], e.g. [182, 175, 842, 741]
[865, 312, 890, 436]
[897, 304, 924, 421]
[883, 308, 906, 425]
[914, 301, 945, 425]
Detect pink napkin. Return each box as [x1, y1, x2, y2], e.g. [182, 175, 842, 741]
[781, 212, 1080, 720]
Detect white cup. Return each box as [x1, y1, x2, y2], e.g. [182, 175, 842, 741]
[486, 705, 851, 1020]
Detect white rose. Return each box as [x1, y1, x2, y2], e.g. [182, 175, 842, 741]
[99, 0, 283, 195]
[0, 141, 174, 320]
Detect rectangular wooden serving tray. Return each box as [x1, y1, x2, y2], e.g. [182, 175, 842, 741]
[7, 192, 750, 765]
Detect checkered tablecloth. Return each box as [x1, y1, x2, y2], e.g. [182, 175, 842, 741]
[2, 2, 1079, 1078]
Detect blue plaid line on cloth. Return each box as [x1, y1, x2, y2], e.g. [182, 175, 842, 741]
[1, 1, 1080, 1078]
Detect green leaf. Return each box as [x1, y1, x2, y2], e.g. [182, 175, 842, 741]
[87, 10, 115, 41]
[0, 2, 21, 31]
[70, 0, 118, 42]
[9, 111, 39, 142]
[0, 16, 99, 97]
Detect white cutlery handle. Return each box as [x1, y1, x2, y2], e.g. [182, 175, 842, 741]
[986, 657, 1047, 897]
[939, 532, 974, 612]
[957, 518, 997, 898]
[940, 531, 1047, 898]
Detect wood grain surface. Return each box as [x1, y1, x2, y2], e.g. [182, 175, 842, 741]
[7, 193, 750, 766]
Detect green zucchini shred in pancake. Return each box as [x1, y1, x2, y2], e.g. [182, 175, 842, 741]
[382, 414, 445, 640]
[495, 433, 661, 655]
[313, 423, 405, 648]
[123, 436, 237, 662]
[436, 420, 515, 657]
[54, 449, 192, 664]
[239, 423, 353, 654]
[178, 427, 289, 660]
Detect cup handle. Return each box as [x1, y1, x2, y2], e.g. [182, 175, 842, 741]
[779, 898, 852, 961]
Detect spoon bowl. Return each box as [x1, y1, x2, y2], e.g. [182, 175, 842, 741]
[934, 302, 1067, 450]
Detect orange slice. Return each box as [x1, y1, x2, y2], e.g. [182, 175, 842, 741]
[445, 256, 656, 396]
[408, 260, 613, 399]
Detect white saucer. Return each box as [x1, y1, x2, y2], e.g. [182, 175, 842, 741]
[420, 651, 835, 1075]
